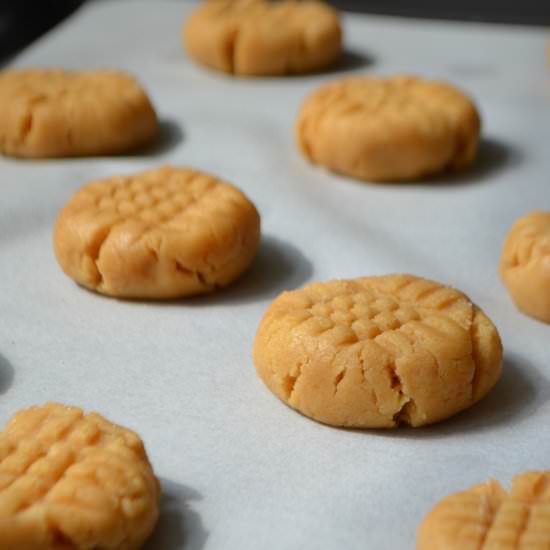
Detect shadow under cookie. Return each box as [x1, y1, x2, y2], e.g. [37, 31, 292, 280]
[335, 49, 375, 73]
[144, 479, 208, 550]
[281, 49, 374, 78]
[0, 352, 14, 395]
[184, 235, 313, 306]
[423, 137, 523, 186]
[132, 119, 185, 156]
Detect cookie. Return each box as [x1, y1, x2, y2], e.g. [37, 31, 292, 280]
[499, 211, 550, 323]
[54, 166, 261, 299]
[295, 76, 481, 182]
[417, 471, 550, 549]
[182, 0, 342, 76]
[0, 69, 158, 158]
[253, 274, 502, 428]
[0, 402, 159, 549]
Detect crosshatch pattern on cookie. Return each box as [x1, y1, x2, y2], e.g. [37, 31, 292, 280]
[54, 166, 261, 299]
[83, 170, 227, 227]
[254, 275, 502, 428]
[285, 278, 465, 341]
[0, 403, 159, 549]
[418, 471, 550, 549]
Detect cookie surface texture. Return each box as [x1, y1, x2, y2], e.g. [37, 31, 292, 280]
[54, 166, 261, 299]
[183, 0, 342, 76]
[0, 69, 158, 158]
[295, 76, 481, 182]
[499, 210, 550, 323]
[253, 274, 502, 428]
[0, 402, 159, 550]
[417, 471, 550, 549]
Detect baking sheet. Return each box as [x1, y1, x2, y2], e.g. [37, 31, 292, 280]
[1, 2, 550, 548]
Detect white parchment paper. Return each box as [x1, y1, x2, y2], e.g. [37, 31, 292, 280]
[1, 2, 550, 548]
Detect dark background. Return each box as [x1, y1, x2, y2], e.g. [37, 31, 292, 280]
[0, 0, 85, 62]
[1, 0, 549, 63]
[332, 0, 550, 24]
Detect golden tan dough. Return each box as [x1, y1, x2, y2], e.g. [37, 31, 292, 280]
[499, 210, 550, 323]
[253, 274, 502, 428]
[295, 75, 481, 182]
[0, 69, 158, 158]
[0, 402, 160, 549]
[417, 471, 550, 550]
[182, 0, 342, 76]
[54, 166, 261, 299]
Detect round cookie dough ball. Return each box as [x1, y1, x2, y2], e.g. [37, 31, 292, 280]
[253, 274, 502, 428]
[417, 471, 550, 549]
[295, 76, 481, 182]
[54, 166, 261, 299]
[182, 0, 342, 76]
[0, 69, 158, 158]
[499, 210, 550, 323]
[0, 402, 159, 549]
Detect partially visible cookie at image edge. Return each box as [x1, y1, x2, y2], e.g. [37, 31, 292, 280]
[295, 75, 481, 182]
[0, 402, 160, 550]
[54, 166, 261, 299]
[183, 0, 342, 76]
[0, 69, 158, 158]
[499, 210, 550, 323]
[417, 471, 550, 549]
[253, 274, 502, 428]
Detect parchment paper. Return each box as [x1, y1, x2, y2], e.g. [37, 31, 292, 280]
[1, 2, 550, 548]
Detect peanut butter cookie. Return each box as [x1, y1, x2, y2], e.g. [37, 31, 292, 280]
[0, 69, 158, 158]
[54, 166, 261, 299]
[0, 402, 159, 549]
[253, 274, 502, 428]
[183, 0, 342, 76]
[295, 76, 481, 182]
[418, 471, 550, 549]
[499, 210, 550, 323]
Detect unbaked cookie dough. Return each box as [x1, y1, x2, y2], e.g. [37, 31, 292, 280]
[54, 166, 261, 299]
[417, 471, 550, 549]
[253, 274, 502, 428]
[499, 210, 550, 323]
[182, 0, 342, 76]
[0, 402, 159, 549]
[295, 75, 481, 182]
[0, 69, 158, 158]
